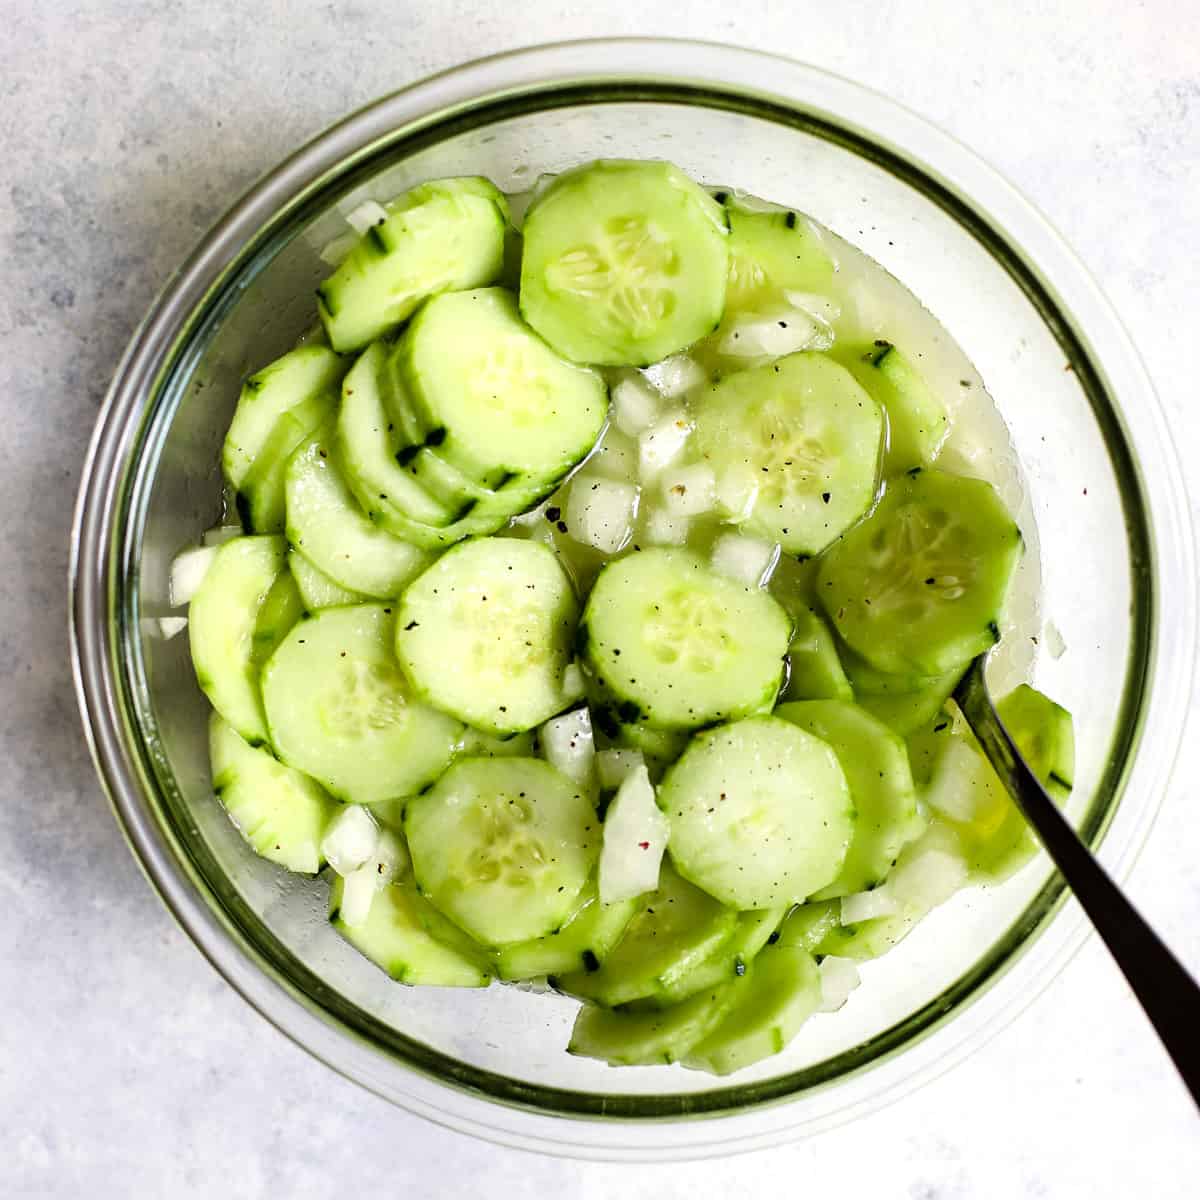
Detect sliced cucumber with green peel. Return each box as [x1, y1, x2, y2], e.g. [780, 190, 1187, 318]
[395, 537, 579, 735]
[775, 899, 841, 953]
[683, 945, 822, 1075]
[236, 387, 338, 532]
[209, 712, 336, 873]
[653, 906, 786, 1005]
[722, 197, 834, 313]
[405, 757, 599, 945]
[495, 881, 639, 981]
[855, 675, 961, 737]
[781, 605, 853, 702]
[330, 875, 492, 987]
[834, 340, 949, 473]
[288, 550, 367, 611]
[250, 564, 304, 665]
[568, 986, 733, 1067]
[818, 468, 1022, 676]
[660, 716, 855, 909]
[691, 352, 884, 556]
[775, 700, 923, 897]
[222, 344, 348, 493]
[318, 176, 509, 352]
[998, 684, 1075, 801]
[521, 160, 729, 366]
[397, 287, 607, 485]
[284, 427, 432, 598]
[581, 548, 791, 731]
[261, 604, 462, 804]
[555, 863, 737, 1007]
[189, 535, 287, 745]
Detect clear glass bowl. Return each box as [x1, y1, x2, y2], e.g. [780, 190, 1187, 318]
[70, 41, 1195, 1159]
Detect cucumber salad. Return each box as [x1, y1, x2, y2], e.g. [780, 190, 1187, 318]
[172, 160, 1076, 1076]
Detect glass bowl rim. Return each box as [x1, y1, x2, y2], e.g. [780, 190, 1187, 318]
[69, 38, 1196, 1160]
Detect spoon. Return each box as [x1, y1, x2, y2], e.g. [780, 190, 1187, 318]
[954, 655, 1200, 1109]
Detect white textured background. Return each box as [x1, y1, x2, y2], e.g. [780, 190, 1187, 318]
[2, 2, 1198, 1196]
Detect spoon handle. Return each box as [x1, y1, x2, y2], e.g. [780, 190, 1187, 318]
[955, 658, 1200, 1110]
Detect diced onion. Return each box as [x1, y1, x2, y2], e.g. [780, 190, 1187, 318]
[782, 290, 842, 327]
[586, 425, 639, 481]
[714, 470, 759, 523]
[637, 410, 692, 479]
[887, 824, 969, 911]
[202, 526, 243, 547]
[371, 829, 409, 884]
[611, 375, 661, 436]
[924, 739, 1002, 825]
[318, 232, 357, 266]
[510, 500, 549, 528]
[598, 764, 669, 904]
[566, 475, 639, 554]
[818, 955, 862, 1012]
[596, 748, 645, 790]
[640, 353, 706, 398]
[717, 308, 826, 359]
[660, 463, 716, 518]
[320, 805, 379, 877]
[345, 199, 388, 235]
[169, 545, 220, 607]
[540, 707, 595, 787]
[337, 862, 380, 928]
[642, 508, 690, 546]
[840, 888, 900, 925]
[710, 532, 780, 588]
[560, 662, 586, 706]
[156, 616, 189, 640]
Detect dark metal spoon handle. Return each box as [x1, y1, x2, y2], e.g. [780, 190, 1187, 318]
[955, 657, 1200, 1110]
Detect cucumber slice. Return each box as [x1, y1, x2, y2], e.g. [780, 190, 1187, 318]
[581, 548, 791, 731]
[568, 986, 734, 1067]
[237, 387, 338, 532]
[682, 945, 822, 1076]
[330, 875, 492, 987]
[250, 565, 304, 665]
[555, 862, 737, 1006]
[284, 427, 432, 598]
[404, 444, 548, 519]
[261, 604, 462, 804]
[653, 906, 787, 1005]
[609, 722, 691, 781]
[691, 352, 884, 556]
[209, 713, 336, 874]
[397, 288, 607, 485]
[659, 716, 855, 909]
[288, 550, 367, 611]
[189, 535, 286, 745]
[317, 176, 508, 352]
[818, 468, 1022, 676]
[781, 605, 853, 702]
[723, 198, 834, 313]
[775, 899, 841, 953]
[775, 700, 923, 897]
[395, 537, 579, 735]
[404, 757, 599, 945]
[222, 344, 348, 491]
[520, 160, 729, 366]
[833, 340, 950, 473]
[495, 881, 639, 981]
[998, 684, 1075, 801]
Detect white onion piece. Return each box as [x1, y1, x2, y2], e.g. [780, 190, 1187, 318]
[637, 410, 692, 479]
[510, 500, 549, 528]
[337, 862, 381, 928]
[560, 662, 586, 706]
[818, 955, 862, 1013]
[713, 470, 759, 523]
[840, 888, 900, 925]
[345, 199, 388, 235]
[540, 707, 595, 788]
[371, 829, 410, 884]
[640, 353, 706, 398]
[718, 308, 826, 359]
[924, 739, 1002, 825]
[566, 475, 639, 554]
[201, 526, 243, 547]
[587, 425, 639, 481]
[156, 616, 189, 640]
[887, 824, 969, 911]
[318, 232, 357, 266]
[642, 508, 690, 546]
[169, 545, 220, 607]
[782, 290, 842, 327]
[596, 748, 645, 791]
[710, 532, 780, 588]
[611, 376, 661, 436]
[320, 805, 379, 877]
[660, 463, 716, 517]
[598, 765, 669, 904]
